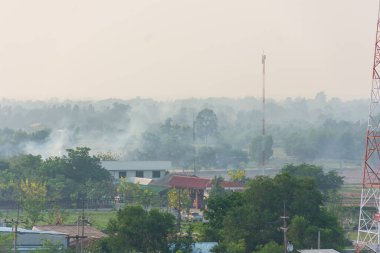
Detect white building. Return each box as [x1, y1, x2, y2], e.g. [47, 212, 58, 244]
[102, 161, 171, 180]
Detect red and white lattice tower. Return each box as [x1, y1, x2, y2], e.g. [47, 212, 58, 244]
[357, 3, 380, 253]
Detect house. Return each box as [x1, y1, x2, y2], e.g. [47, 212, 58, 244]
[0, 227, 68, 252]
[154, 174, 244, 209]
[102, 161, 171, 181]
[32, 225, 106, 248]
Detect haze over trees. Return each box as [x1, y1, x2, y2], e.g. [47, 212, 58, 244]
[0, 93, 368, 168]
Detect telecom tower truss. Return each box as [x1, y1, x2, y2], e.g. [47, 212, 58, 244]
[357, 4, 380, 253]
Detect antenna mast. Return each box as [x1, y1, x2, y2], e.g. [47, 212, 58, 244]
[280, 202, 289, 253]
[193, 113, 196, 175]
[262, 54, 266, 167]
[356, 2, 380, 252]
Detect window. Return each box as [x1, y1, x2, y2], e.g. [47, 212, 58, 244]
[136, 171, 144, 178]
[119, 171, 126, 178]
[152, 171, 161, 178]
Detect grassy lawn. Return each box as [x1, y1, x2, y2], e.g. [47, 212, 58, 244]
[0, 209, 117, 231]
[64, 210, 117, 231]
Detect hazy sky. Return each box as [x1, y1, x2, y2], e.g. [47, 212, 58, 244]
[0, 0, 378, 101]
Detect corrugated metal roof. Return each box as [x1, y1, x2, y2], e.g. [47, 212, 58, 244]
[220, 181, 244, 188]
[0, 227, 65, 235]
[156, 174, 244, 190]
[169, 175, 210, 189]
[102, 161, 172, 171]
[32, 225, 106, 239]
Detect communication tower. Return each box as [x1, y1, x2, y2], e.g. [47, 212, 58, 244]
[357, 2, 380, 252]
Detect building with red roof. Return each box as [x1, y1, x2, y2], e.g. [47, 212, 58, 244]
[166, 175, 244, 209]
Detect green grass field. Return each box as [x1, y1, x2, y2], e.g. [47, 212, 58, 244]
[0, 209, 117, 231]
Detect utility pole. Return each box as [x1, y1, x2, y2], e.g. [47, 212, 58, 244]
[262, 54, 266, 168]
[176, 188, 182, 232]
[280, 202, 289, 253]
[74, 197, 88, 253]
[5, 204, 26, 253]
[193, 112, 196, 176]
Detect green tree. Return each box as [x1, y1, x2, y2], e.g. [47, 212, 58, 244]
[195, 108, 218, 143]
[204, 191, 243, 241]
[167, 188, 192, 230]
[19, 178, 47, 226]
[117, 178, 142, 204]
[225, 239, 246, 253]
[62, 147, 111, 184]
[167, 188, 192, 212]
[0, 233, 12, 253]
[227, 169, 246, 183]
[280, 163, 343, 194]
[8, 154, 43, 180]
[209, 176, 225, 197]
[102, 205, 175, 253]
[218, 174, 344, 253]
[253, 241, 283, 253]
[47, 205, 69, 225]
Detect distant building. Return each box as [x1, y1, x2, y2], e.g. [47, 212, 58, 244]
[33, 225, 106, 249]
[102, 161, 171, 181]
[192, 242, 218, 253]
[169, 242, 218, 253]
[0, 227, 67, 252]
[152, 174, 244, 209]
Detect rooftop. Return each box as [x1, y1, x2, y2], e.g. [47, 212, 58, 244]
[168, 175, 244, 190]
[0, 226, 66, 235]
[169, 175, 211, 189]
[32, 225, 106, 239]
[102, 161, 172, 171]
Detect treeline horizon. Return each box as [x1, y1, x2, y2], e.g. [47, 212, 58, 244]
[0, 92, 370, 168]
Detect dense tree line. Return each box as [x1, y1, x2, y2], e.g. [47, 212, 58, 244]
[0, 94, 369, 167]
[81, 164, 345, 253]
[202, 164, 346, 253]
[0, 147, 113, 225]
[0, 161, 346, 252]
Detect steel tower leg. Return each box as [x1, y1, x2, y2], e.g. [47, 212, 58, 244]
[356, 2, 380, 252]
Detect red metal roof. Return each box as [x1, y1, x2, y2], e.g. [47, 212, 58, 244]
[168, 175, 244, 190]
[220, 181, 244, 188]
[169, 175, 211, 189]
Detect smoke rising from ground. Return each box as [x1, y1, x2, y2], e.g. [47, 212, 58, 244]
[0, 95, 370, 163]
